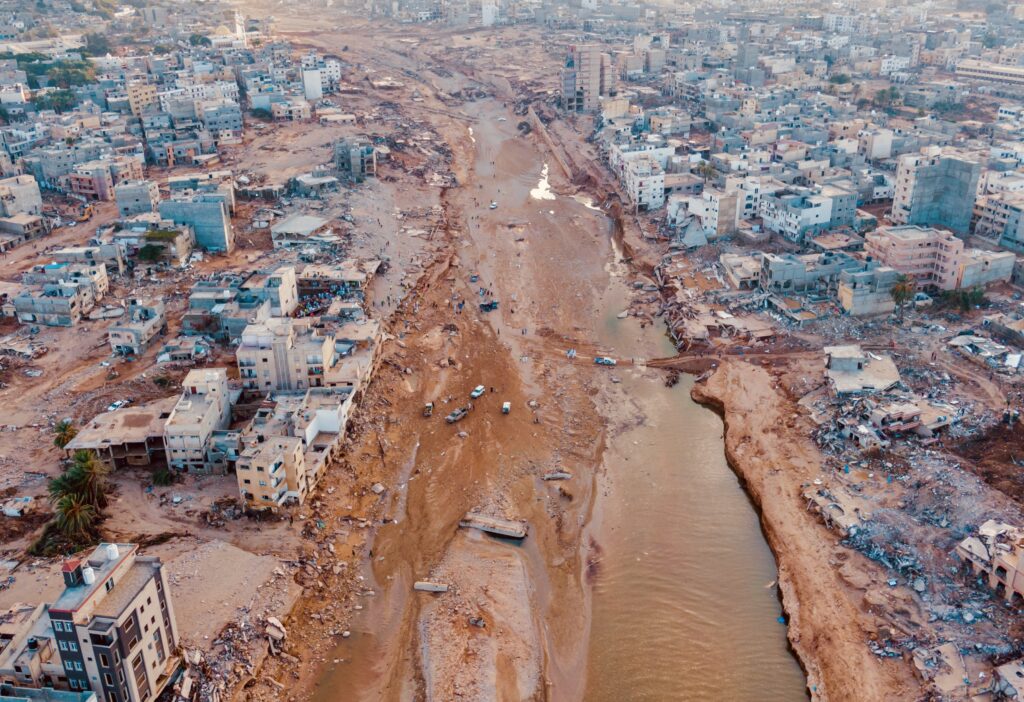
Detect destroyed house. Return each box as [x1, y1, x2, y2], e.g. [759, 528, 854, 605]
[956, 520, 1024, 604]
[296, 261, 378, 300]
[759, 251, 861, 293]
[108, 299, 166, 356]
[824, 345, 901, 395]
[181, 281, 271, 343]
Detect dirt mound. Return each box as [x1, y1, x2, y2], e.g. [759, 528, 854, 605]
[954, 421, 1024, 503]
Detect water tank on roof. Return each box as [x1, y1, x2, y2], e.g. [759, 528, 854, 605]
[82, 567, 96, 585]
[104, 543, 119, 562]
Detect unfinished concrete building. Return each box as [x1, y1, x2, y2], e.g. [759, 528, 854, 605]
[891, 149, 980, 234]
[114, 180, 160, 217]
[158, 193, 234, 253]
[560, 44, 613, 112]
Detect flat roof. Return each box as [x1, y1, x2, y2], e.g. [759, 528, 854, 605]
[66, 397, 177, 450]
[271, 214, 329, 237]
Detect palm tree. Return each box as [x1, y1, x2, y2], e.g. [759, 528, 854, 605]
[696, 160, 717, 184]
[47, 451, 109, 510]
[53, 420, 77, 449]
[54, 494, 96, 539]
[890, 274, 915, 321]
[69, 450, 110, 509]
[47, 471, 81, 505]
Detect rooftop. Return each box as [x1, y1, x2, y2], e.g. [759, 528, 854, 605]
[50, 544, 136, 614]
[66, 397, 176, 450]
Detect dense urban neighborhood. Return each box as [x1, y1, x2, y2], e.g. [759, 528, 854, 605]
[1, 0, 1024, 700]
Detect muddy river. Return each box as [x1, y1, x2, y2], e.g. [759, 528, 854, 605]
[584, 284, 807, 701]
[309, 100, 806, 700]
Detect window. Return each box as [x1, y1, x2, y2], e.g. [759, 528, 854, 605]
[105, 578, 115, 591]
[74, 662, 83, 671]
[69, 679, 78, 690]
[68, 642, 78, 652]
[99, 654, 109, 667]
[59, 640, 68, 651]
[104, 673, 113, 685]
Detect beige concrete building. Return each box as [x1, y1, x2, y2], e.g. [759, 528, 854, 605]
[163, 368, 232, 473]
[865, 225, 1015, 291]
[0, 543, 182, 701]
[236, 317, 381, 394]
[126, 82, 158, 117]
[236, 318, 334, 393]
[236, 386, 355, 508]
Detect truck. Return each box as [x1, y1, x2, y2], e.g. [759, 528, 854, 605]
[479, 300, 499, 312]
[594, 356, 617, 366]
[445, 407, 469, 424]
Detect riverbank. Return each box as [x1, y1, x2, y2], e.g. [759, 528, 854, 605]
[692, 359, 919, 701]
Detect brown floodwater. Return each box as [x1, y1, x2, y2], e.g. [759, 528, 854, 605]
[582, 284, 807, 701]
[308, 97, 807, 701]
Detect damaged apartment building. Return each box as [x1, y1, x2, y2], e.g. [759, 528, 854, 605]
[13, 263, 109, 327]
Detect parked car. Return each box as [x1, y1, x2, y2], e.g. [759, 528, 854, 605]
[470, 385, 486, 399]
[106, 399, 132, 412]
[502, 402, 511, 414]
[445, 407, 469, 424]
[423, 402, 434, 417]
[489, 201, 498, 209]
[594, 357, 617, 366]
[480, 300, 499, 312]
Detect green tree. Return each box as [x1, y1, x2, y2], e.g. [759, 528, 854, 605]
[829, 73, 851, 84]
[873, 87, 901, 110]
[68, 450, 110, 509]
[890, 274, 915, 320]
[54, 494, 96, 538]
[31, 89, 77, 113]
[53, 420, 77, 449]
[82, 32, 112, 56]
[137, 243, 164, 262]
[47, 450, 110, 510]
[189, 33, 212, 47]
[695, 160, 717, 183]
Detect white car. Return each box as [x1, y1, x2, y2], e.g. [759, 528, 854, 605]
[470, 385, 486, 399]
[107, 399, 131, 412]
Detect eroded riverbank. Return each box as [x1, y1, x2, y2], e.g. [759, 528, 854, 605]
[692, 361, 916, 701]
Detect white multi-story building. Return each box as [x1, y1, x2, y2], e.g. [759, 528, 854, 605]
[759, 191, 833, 242]
[623, 156, 665, 211]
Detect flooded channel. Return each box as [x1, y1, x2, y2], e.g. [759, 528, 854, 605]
[583, 283, 807, 701]
[308, 99, 806, 701]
